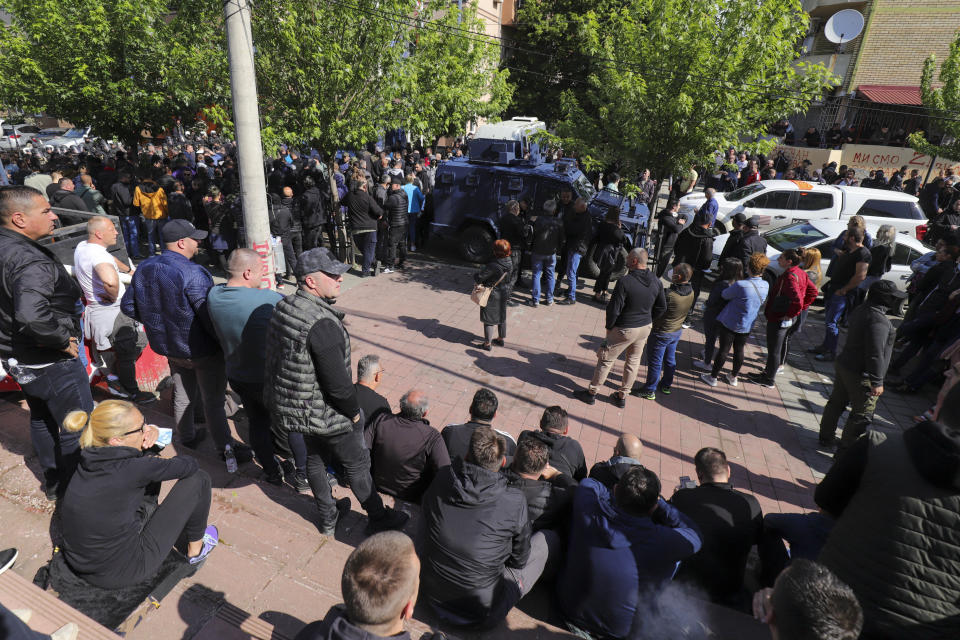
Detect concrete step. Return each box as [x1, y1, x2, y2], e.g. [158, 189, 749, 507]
[0, 568, 120, 639]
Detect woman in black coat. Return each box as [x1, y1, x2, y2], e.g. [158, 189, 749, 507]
[60, 400, 217, 589]
[475, 239, 514, 350]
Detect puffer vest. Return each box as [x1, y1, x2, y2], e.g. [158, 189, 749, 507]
[264, 289, 353, 437]
[818, 430, 960, 639]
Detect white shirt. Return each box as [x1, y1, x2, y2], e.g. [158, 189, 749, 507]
[73, 240, 123, 308]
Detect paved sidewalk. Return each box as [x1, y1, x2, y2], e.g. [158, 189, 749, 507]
[0, 259, 935, 639]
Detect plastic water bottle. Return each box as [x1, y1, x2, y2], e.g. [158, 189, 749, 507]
[7, 359, 38, 385]
[224, 444, 238, 473]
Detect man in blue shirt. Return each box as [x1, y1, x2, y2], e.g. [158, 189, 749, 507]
[121, 220, 252, 469]
[207, 248, 307, 490]
[696, 188, 719, 228]
[401, 174, 424, 251]
[557, 466, 701, 639]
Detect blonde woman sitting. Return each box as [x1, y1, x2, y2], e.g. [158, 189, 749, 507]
[60, 400, 218, 588]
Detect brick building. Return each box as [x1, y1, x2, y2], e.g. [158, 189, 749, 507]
[791, 0, 960, 146]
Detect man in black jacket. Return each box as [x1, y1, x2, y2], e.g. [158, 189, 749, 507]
[818, 280, 902, 450]
[589, 433, 644, 489]
[673, 213, 719, 303]
[364, 390, 450, 503]
[294, 532, 446, 640]
[727, 215, 767, 275]
[110, 172, 140, 259]
[384, 177, 409, 271]
[299, 176, 327, 251]
[502, 437, 576, 532]
[355, 354, 390, 430]
[519, 406, 587, 480]
[49, 177, 91, 213]
[0, 186, 94, 499]
[814, 394, 960, 639]
[270, 187, 297, 280]
[575, 248, 666, 408]
[655, 201, 688, 278]
[442, 387, 517, 461]
[498, 200, 526, 295]
[342, 180, 384, 277]
[420, 427, 558, 628]
[671, 447, 762, 607]
[529, 200, 564, 306]
[557, 198, 592, 304]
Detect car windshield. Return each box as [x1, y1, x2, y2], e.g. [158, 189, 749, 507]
[765, 223, 829, 251]
[573, 174, 596, 200]
[63, 128, 86, 138]
[724, 183, 765, 202]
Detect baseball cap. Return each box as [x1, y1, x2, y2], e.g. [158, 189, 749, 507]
[296, 247, 349, 278]
[869, 279, 907, 299]
[745, 215, 761, 228]
[731, 213, 747, 225]
[162, 219, 207, 243]
[391, 175, 403, 185]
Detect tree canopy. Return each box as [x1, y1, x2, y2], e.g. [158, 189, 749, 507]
[509, 0, 835, 176]
[0, 0, 511, 153]
[908, 34, 960, 161]
[0, 0, 228, 146]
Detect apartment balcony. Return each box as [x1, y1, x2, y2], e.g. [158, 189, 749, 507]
[802, 0, 867, 18]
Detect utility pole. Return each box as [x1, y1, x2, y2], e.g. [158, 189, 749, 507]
[223, 0, 275, 289]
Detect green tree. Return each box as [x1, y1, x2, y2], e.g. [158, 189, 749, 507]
[908, 35, 960, 161]
[510, 0, 835, 177]
[0, 0, 228, 146]
[249, 0, 511, 152]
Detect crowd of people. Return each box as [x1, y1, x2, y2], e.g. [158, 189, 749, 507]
[0, 129, 957, 640]
[770, 119, 920, 150]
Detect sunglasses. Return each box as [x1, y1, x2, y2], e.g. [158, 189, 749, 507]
[121, 419, 146, 438]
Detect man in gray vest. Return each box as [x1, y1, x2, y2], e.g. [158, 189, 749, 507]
[264, 247, 408, 536]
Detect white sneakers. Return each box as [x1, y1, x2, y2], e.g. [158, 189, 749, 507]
[723, 373, 739, 387]
[700, 373, 718, 387]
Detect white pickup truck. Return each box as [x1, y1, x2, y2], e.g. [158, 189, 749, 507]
[678, 179, 928, 241]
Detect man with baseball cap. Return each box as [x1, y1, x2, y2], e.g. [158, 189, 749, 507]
[121, 219, 254, 469]
[264, 248, 408, 536]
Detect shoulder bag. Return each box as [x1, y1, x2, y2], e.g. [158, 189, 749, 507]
[471, 269, 508, 307]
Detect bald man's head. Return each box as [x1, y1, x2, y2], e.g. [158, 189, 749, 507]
[615, 434, 642, 460]
[627, 248, 648, 269]
[86, 215, 113, 235]
[399, 390, 429, 420]
[282, 186, 294, 198]
[227, 248, 263, 279]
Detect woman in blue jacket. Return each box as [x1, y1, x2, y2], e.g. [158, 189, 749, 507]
[701, 253, 770, 388]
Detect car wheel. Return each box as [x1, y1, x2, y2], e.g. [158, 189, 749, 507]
[458, 225, 494, 263]
[891, 297, 906, 317]
[713, 220, 728, 236]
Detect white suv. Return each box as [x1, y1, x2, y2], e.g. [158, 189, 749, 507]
[679, 180, 927, 241]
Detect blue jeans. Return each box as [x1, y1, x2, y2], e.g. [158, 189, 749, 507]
[642, 329, 683, 392]
[19, 358, 94, 489]
[822, 291, 852, 354]
[119, 215, 141, 258]
[565, 251, 583, 301]
[142, 218, 166, 254]
[530, 253, 557, 304]
[407, 211, 419, 247]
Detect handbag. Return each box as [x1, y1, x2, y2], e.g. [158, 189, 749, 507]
[471, 269, 508, 307]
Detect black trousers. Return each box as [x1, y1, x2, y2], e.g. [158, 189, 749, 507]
[87, 470, 211, 589]
[229, 379, 281, 478]
[711, 325, 749, 377]
[762, 318, 802, 378]
[280, 234, 298, 276]
[303, 225, 323, 251]
[388, 225, 408, 266]
[304, 427, 385, 524]
[595, 268, 613, 295]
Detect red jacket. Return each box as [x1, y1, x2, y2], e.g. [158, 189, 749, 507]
[765, 265, 818, 322]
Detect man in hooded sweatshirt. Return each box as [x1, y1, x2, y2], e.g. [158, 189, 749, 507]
[49, 177, 90, 213]
[815, 382, 960, 640]
[419, 427, 558, 629]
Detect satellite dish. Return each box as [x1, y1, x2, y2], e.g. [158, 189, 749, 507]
[824, 9, 865, 45]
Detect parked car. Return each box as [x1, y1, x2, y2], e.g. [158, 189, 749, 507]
[0, 123, 41, 150]
[42, 126, 93, 150]
[35, 127, 68, 142]
[679, 180, 927, 241]
[711, 219, 926, 315]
